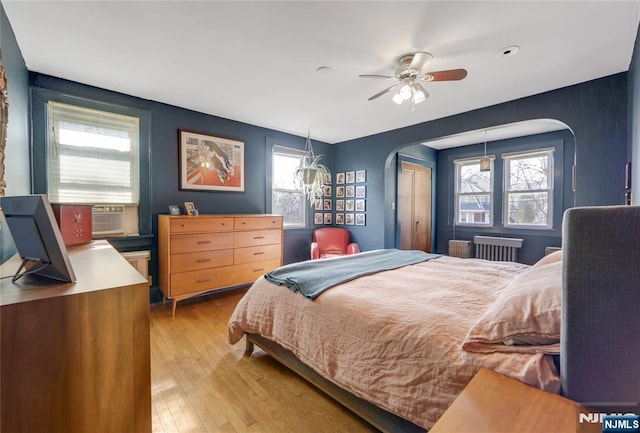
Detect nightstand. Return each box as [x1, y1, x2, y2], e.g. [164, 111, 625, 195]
[430, 368, 600, 433]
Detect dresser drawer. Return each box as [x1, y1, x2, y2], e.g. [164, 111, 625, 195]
[234, 244, 282, 264]
[170, 267, 234, 296]
[234, 230, 281, 248]
[170, 249, 234, 273]
[230, 259, 282, 286]
[170, 217, 234, 233]
[234, 216, 283, 231]
[170, 232, 233, 254]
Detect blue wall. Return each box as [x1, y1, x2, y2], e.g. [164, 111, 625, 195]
[629, 19, 640, 204]
[1, 3, 30, 262]
[335, 73, 628, 258]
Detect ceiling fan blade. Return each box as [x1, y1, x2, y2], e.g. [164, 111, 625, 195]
[423, 68, 468, 82]
[368, 84, 398, 101]
[408, 52, 433, 73]
[359, 74, 397, 80]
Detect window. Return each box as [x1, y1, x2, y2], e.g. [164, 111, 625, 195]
[503, 149, 554, 228]
[272, 146, 306, 227]
[455, 158, 493, 225]
[47, 101, 140, 204]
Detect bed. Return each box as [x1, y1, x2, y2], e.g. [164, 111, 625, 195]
[227, 206, 640, 432]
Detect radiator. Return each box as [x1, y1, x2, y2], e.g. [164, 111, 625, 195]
[448, 240, 472, 258]
[474, 236, 523, 262]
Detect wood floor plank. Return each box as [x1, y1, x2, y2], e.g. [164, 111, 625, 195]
[150, 289, 377, 433]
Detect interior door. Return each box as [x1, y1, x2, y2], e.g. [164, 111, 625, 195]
[398, 161, 432, 252]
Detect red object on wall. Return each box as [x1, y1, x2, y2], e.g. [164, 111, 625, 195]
[51, 204, 93, 247]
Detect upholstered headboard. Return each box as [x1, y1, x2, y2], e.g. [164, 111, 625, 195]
[561, 206, 640, 412]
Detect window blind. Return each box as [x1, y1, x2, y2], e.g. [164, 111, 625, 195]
[47, 101, 140, 204]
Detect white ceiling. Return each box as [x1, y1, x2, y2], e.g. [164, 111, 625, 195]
[3, 1, 640, 144]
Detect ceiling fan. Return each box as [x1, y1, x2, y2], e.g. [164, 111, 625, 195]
[359, 52, 467, 111]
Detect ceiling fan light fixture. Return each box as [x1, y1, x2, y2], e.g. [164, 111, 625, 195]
[411, 83, 427, 104]
[392, 93, 404, 104]
[399, 83, 412, 100]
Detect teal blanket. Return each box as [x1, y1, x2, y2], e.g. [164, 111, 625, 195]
[264, 249, 441, 299]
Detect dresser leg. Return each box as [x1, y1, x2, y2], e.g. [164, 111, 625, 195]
[171, 299, 177, 316]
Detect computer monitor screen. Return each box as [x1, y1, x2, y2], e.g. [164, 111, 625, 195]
[1, 194, 76, 283]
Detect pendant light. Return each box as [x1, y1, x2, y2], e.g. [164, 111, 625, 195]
[479, 130, 491, 172]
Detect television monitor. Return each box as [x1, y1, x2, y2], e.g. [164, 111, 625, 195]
[1, 194, 76, 283]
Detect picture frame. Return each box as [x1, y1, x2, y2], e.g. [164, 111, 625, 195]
[355, 213, 366, 226]
[323, 199, 332, 210]
[336, 186, 345, 198]
[355, 199, 365, 212]
[345, 171, 355, 183]
[335, 213, 345, 225]
[314, 199, 324, 210]
[356, 185, 366, 198]
[336, 172, 345, 184]
[335, 199, 345, 211]
[323, 185, 332, 197]
[345, 199, 354, 211]
[168, 204, 181, 215]
[345, 185, 355, 198]
[314, 213, 323, 225]
[184, 201, 196, 216]
[345, 213, 355, 225]
[324, 213, 332, 225]
[179, 129, 245, 192]
[356, 170, 366, 183]
[324, 173, 332, 185]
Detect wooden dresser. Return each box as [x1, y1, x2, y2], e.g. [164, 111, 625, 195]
[0, 240, 151, 433]
[158, 214, 283, 315]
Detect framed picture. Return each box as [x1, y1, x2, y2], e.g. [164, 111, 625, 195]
[324, 173, 332, 184]
[324, 213, 332, 224]
[355, 213, 366, 226]
[314, 213, 323, 225]
[355, 199, 365, 212]
[356, 170, 366, 183]
[184, 201, 196, 216]
[314, 199, 323, 210]
[335, 213, 345, 225]
[168, 204, 181, 215]
[345, 185, 355, 197]
[345, 213, 355, 225]
[323, 199, 332, 210]
[345, 171, 355, 183]
[335, 199, 345, 211]
[345, 199, 354, 211]
[179, 129, 244, 192]
[336, 172, 345, 184]
[336, 186, 345, 198]
[356, 185, 366, 198]
[323, 185, 332, 197]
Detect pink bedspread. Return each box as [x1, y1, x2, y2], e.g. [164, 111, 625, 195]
[228, 255, 560, 430]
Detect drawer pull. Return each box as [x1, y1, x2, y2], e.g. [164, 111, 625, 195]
[197, 240, 211, 245]
[197, 278, 211, 283]
[253, 236, 265, 240]
[253, 252, 265, 255]
[196, 259, 211, 263]
[252, 268, 265, 273]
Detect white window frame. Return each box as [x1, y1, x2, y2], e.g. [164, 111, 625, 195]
[272, 145, 308, 228]
[454, 157, 494, 227]
[503, 148, 554, 229]
[46, 101, 140, 205]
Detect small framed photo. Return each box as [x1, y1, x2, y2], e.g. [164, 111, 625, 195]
[168, 204, 181, 215]
[335, 199, 345, 211]
[345, 199, 354, 211]
[314, 199, 323, 210]
[355, 199, 365, 212]
[336, 186, 345, 198]
[323, 199, 332, 210]
[345, 185, 355, 198]
[324, 213, 332, 225]
[335, 213, 345, 225]
[324, 173, 332, 185]
[314, 213, 323, 225]
[355, 213, 366, 226]
[323, 185, 332, 197]
[356, 170, 366, 183]
[336, 172, 345, 184]
[345, 171, 355, 183]
[184, 201, 197, 216]
[345, 213, 355, 225]
[356, 185, 366, 198]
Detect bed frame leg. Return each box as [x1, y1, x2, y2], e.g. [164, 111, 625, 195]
[244, 336, 254, 356]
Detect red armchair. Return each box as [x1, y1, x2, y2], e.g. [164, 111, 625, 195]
[310, 227, 360, 259]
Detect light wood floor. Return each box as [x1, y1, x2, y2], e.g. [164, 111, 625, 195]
[150, 289, 378, 433]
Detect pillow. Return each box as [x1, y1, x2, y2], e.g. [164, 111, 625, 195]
[462, 260, 562, 355]
[533, 249, 562, 267]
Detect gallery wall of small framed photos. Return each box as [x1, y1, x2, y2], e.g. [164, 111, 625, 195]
[315, 169, 366, 226]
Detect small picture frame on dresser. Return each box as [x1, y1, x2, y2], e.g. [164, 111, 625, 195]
[168, 205, 181, 215]
[184, 201, 196, 216]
